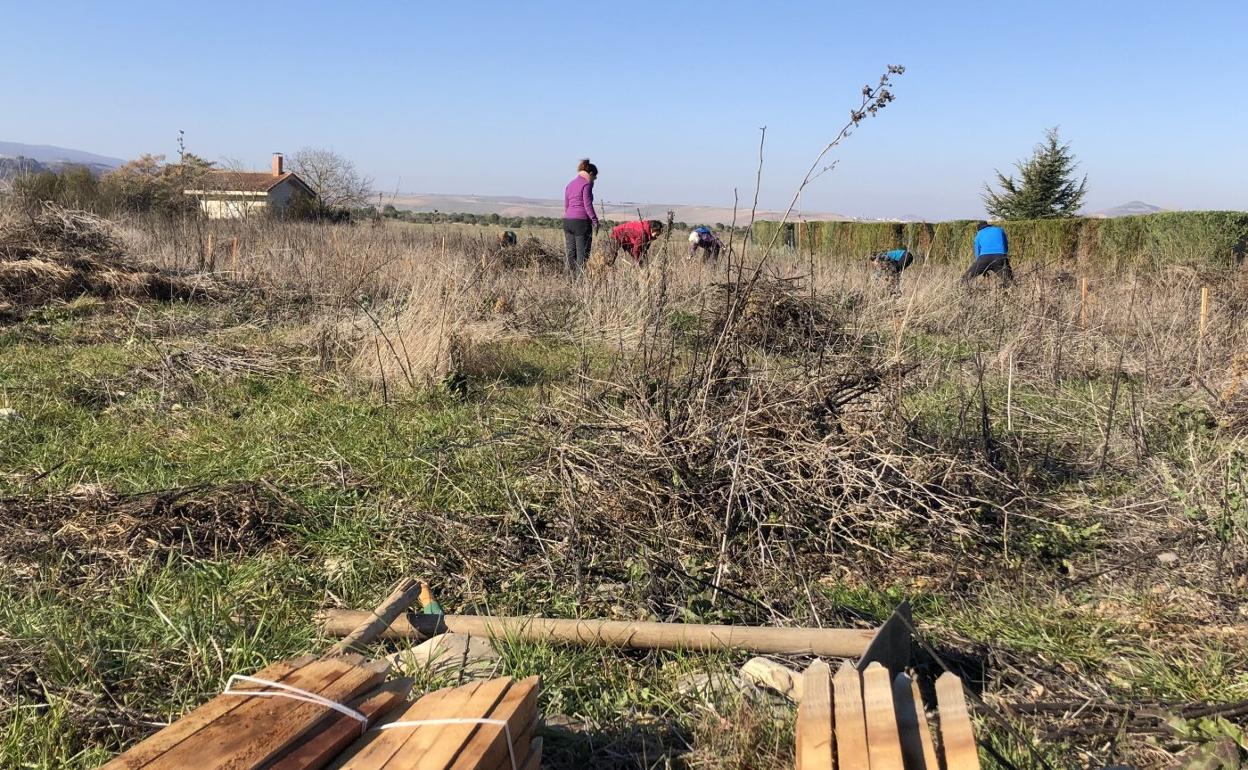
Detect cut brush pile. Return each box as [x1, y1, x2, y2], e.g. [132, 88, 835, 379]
[525, 268, 1054, 618]
[0, 204, 227, 320]
[0, 482, 293, 586]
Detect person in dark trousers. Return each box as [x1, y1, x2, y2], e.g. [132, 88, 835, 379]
[870, 248, 914, 284]
[563, 158, 599, 275]
[687, 226, 723, 261]
[963, 221, 1013, 284]
[609, 220, 664, 266]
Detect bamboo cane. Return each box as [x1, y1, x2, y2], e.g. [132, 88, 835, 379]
[317, 610, 876, 657]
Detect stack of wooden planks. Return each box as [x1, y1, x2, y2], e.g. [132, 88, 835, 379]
[796, 661, 979, 770]
[334, 676, 541, 770]
[98, 657, 541, 770]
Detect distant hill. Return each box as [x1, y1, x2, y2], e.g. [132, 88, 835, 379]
[1089, 201, 1166, 218]
[388, 192, 849, 225]
[0, 141, 124, 169]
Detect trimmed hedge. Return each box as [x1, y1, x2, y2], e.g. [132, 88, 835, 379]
[754, 212, 1248, 269]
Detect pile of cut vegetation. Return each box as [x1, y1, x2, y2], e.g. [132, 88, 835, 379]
[490, 236, 564, 272]
[527, 350, 1050, 618]
[702, 276, 848, 353]
[0, 204, 227, 320]
[1, 482, 293, 585]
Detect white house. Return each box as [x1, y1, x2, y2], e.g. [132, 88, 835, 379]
[184, 153, 315, 219]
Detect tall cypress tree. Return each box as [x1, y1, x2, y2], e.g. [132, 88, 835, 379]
[983, 128, 1088, 219]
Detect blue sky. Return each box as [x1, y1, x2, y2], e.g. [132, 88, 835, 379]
[3, 0, 1245, 219]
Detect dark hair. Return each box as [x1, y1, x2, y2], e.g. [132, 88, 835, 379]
[976, 220, 990, 231]
[647, 220, 664, 234]
[577, 158, 598, 176]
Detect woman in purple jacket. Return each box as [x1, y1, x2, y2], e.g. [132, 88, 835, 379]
[563, 158, 599, 275]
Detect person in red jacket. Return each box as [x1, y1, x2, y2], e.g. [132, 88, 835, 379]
[608, 220, 664, 265]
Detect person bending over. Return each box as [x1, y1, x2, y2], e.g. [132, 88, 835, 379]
[609, 220, 664, 266]
[963, 221, 1013, 285]
[871, 248, 914, 283]
[687, 226, 723, 261]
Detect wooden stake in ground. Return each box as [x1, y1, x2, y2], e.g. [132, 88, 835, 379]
[328, 578, 423, 656]
[935, 671, 980, 770]
[1079, 276, 1089, 327]
[231, 237, 239, 274]
[795, 661, 833, 770]
[205, 233, 214, 272]
[832, 661, 869, 768]
[1198, 285, 1209, 368]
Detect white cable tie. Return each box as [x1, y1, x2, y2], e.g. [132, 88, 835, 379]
[377, 718, 517, 770]
[221, 675, 369, 735]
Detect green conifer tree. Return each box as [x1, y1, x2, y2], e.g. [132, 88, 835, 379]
[983, 128, 1088, 219]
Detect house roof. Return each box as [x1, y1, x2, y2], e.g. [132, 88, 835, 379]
[189, 170, 314, 195]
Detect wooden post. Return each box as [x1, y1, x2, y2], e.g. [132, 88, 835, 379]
[1079, 277, 1088, 327]
[1200, 286, 1210, 337]
[205, 233, 214, 272]
[231, 237, 239, 274]
[1198, 286, 1209, 368]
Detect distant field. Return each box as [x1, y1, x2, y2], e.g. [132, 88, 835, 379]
[385, 191, 850, 226]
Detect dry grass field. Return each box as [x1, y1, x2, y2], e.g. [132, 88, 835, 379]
[2, 207, 1246, 768]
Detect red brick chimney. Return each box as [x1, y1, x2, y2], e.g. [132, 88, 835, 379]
[272, 153, 284, 176]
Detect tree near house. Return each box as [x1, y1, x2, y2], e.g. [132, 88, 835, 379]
[102, 153, 214, 216]
[289, 148, 373, 210]
[983, 127, 1088, 219]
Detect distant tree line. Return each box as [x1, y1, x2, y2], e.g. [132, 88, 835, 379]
[6, 154, 215, 217]
[375, 206, 748, 235]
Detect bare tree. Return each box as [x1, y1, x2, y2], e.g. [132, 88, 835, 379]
[289, 147, 373, 210]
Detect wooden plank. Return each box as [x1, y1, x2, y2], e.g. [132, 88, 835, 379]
[333, 686, 463, 770]
[384, 683, 489, 769]
[832, 661, 868, 769]
[319, 611, 876, 658]
[893, 674, 938, 770]
[147, 658, 383, 769]
[100, 657, 318, 769]
[448, 676, 540, 770]
[498, 714, 539, 770]
[519, 737, 542, 770]
[266, 678, 413, 770]
[145, 659, 364, 769]
[400, 677, 514, 770]
[862, 663, 904, 770]
[795, 661, 833, 770]
[935, 672, 980, 770]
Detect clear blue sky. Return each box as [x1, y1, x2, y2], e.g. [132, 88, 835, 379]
[3, 0, 1246, 219]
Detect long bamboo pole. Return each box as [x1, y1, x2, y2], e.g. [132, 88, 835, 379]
[317, 610, 876, 657]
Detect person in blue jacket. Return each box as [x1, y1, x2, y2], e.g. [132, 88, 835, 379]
[963, 221, 1014, 284]
[870, 248, 915, 282]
